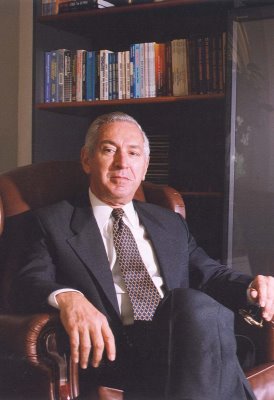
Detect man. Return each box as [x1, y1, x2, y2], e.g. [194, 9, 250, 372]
[14, 112, 274, 400]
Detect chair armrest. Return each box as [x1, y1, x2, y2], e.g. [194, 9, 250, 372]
[0, 312, 79, 400]
[0, 313, 59, 364]
[246, 362, 274, 400]
[262, 322, 274, 362]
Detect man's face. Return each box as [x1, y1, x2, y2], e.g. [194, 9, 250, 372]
[81, 121, 149, 207]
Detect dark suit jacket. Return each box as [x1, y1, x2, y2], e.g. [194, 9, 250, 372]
[12, 194, 253, 326]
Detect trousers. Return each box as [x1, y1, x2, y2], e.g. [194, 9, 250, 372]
[87, 289, 256, 400]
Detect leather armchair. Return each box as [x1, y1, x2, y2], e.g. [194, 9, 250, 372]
[0, 161, 273, 400]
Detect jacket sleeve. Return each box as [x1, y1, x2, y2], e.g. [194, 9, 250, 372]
[8, 211, 68, 313]
[181, 216, 254, 311]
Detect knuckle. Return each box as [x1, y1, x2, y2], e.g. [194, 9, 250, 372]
[81, 343, 91, 352]
[93, 341, 104, 352]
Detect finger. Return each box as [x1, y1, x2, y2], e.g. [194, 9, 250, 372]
[69, 328, 80, 365]
[262, 278, 274, 321]
[90, 333, 105, 368]
[102, 322, 116, 362]
[79, 329, 92, 369]
[250, 288, 258, 301]
[263, 297, 274, 321]
[254, 276, 267, 308]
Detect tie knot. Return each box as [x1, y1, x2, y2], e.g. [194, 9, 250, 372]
[112, 208, 124, 222]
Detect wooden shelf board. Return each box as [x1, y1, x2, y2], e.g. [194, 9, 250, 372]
[36, 94, 225, 114]
[37, 0, 232, 23]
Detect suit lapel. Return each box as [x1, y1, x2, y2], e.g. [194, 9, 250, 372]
[67, 205, 120, 316]
[134, 202, 185, 291]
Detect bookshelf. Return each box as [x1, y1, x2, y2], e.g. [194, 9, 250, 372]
[33, 0, 233, 259]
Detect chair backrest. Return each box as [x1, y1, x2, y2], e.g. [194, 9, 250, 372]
[0, 160, 185, 311]
[0, 160, 185, 222]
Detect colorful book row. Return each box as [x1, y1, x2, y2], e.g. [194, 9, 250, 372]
[44, 34, 226, 103]
[41, 0, 113, 15]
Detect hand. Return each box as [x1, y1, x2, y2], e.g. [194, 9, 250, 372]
[249, 275, 274, 322]
[56, 292, 116, 369]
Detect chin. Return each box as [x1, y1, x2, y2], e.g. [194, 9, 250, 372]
[109, 187, 135, 203]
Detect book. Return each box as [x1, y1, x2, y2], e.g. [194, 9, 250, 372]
[41, 0, 53, 16]
[50, 50, 58, 102]
[108, 52, 114, 100]
[100, 49, 112, 100]
[125, 50, 131, 99]
[56, 49, 67, 102]
[64, 50, 72, 102]
[44, 52, 51, 103]
[70, 50, 77, 101]
[130, 44, 135, 98]
[139, 43, 145, 98]
[76, 50, 86, 101]
[82, 50, 87, 100]
[146, 42, 156, 98]
[112, 52, 118, 100]
[59, 0, 98, 13]
[171, 38, 189, 96]
[117, 51, 124, 99]
[155, 42, 166, 96]
[165, 41, 172, 96]
[97, 0, 115, 7]
[134, 43, 141, 98]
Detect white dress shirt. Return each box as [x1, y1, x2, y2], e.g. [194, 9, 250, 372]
[48, 191, 165, 325]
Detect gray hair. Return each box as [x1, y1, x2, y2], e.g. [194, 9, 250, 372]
[84, 112, 150, 158]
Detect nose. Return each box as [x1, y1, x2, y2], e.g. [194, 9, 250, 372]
[114, 150, 128, 168]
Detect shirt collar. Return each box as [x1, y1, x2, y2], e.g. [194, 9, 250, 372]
[89, 189, 138, 231]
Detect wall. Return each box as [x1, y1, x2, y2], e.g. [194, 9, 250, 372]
[0, 0, 32, 173]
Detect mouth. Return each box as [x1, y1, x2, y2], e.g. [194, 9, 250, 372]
[110, 175, 133, 182]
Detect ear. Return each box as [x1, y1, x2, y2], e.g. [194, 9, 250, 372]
[142, 156, 150, 181]
[81, 146, 92, 175]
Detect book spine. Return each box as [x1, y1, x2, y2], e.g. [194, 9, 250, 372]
[76, 50, 83, 101]
[204, 36, 210, 93]
[118, 51, 123, 100]
[108, 52, 113, 100]
[187, 36, 198, 94]
[147, 42, 156, 98]
[130, 44, 135, 98]
[100, 49, 110, 100]
[59, 0, 98, 13]
[171, 39, 188, 96]
[134, 43, 140, 98]
[44, 51, 51, 103]
[86, 51, 93, 101]
[139, 43, 145, 98]
[125, 50, 131, 99]
[82, 50, 87, 101]
[41, 0, 52, 16]
[64, 49, 72, 102]
[57, 49, 65, 102]
[50, 50, 58, 102]
[95, 51, 100, 100]
[196, 37, 205, 94]
[122, 51, 127, 99]
[155, 42, 166, 96]
[70, 50, 77, 101]
[165, 41, 172, 96]
[112, 52, 118, 100]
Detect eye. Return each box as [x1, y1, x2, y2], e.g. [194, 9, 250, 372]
[129, 150, 141, 157]
[102, 146, 116, 154]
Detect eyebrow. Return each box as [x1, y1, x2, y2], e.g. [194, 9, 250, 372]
[100, 140, 143, 151]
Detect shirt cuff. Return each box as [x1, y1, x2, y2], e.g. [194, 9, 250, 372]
[48, 289, 83, 309]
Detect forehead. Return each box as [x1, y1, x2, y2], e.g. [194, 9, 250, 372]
[98, 121, 144, 146]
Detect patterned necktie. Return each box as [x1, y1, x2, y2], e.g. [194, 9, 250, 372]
[112, 208, 161, 321]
